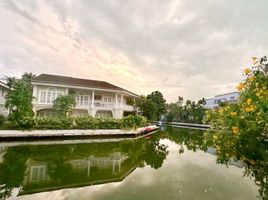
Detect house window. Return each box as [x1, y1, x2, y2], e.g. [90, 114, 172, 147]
[103, 96, 113, 103]
[94, 95, 102, 101]
[76, 95, 90, 106]
[30, 166, 46, 182]
[230, 96, 235, 100]
[95, 110, 113, 118]
[40, 91, 46, 104]
[39, 88, 63, 104]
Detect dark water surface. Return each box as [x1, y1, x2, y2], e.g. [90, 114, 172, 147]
[0, 128, 259, 200]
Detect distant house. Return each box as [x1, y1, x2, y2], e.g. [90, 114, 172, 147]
[0, 81, 9, 116]
[32, 74, 139, 118]
[204, 92, 239, 109]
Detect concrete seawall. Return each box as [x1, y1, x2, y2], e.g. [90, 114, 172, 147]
[0, 125, 159, 141]
[155, 121, 210, 130]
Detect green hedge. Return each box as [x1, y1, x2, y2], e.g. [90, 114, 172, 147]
[35, 117, 73, 130]
[9, 115, 147, 130]
[0, 114, 6, 126]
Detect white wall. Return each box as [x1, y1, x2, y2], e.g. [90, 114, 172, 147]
[0, 86, 8, 116]
[204, 92, 239, 109]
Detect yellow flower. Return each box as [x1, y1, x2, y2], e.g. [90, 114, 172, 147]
[246, 98, 252, 105]
[248, 76, 255, 82]
[244, 68, 251, 75]
[230, 112, 237, 116]
[251, 57, 258, 65]
[213, 135, 218, 140]
[236, 82, 245, 91]
[249, 160, 256, 165]
[219, 108, 224, 115]
[251, 57, 257, 61]
[232, 126, 239, 134]
[245, 105, 256, 112]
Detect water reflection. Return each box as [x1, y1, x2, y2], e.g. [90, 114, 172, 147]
[0, 128, 266, 200]
[162, 127, 267, 200]
[0, 135, 168, 199]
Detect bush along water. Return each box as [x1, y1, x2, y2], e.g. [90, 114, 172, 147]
[204, 56, 268, 200]
[3, 115, 148, 130]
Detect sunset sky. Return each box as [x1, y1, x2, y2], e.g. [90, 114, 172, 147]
[0, 0, 267, 102]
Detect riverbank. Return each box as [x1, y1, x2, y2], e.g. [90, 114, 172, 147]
[0, 125, 158, 140]
[156, 121, 210, 130]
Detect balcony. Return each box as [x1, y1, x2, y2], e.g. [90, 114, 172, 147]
[74, 101, 134, 111]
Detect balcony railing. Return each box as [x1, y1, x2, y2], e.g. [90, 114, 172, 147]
[74, 101, 134, 110]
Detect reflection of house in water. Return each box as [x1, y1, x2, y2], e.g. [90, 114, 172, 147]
[23, 159, 51, 185]
[20, 152, 137, 195]
[206, 147, 245, 168]
[0, 147, 7, 164]
[68, 152, 128, 176]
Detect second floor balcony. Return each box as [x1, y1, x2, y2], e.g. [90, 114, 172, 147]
[75, 100, 135, 111]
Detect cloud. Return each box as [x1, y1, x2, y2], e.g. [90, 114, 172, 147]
[0, 0, 268, 102]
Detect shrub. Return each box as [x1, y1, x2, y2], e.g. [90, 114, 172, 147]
[120, 115, 147, 130]
[0, 114, 6, 126]
[3, 115, 148, 130]
[204, 56, 268, 199]
[35, 117, 74, 130]
[74, 116, 98, 129]
[17, 116, 35, 129]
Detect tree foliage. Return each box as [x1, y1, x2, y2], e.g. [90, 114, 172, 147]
[5, 73, 35, 127]
[147, 91, 166, 119]
[166, 98, 206, 123]
[204, 56, 268, 199]
[135, 96, 158, 121]
[135, 91, 166, 121]
[53, 94, 76, 117]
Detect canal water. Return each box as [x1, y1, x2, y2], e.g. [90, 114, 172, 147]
[0, 127, 260, 200]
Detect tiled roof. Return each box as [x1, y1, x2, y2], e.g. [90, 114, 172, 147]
[0, 81, 8, 89]
[32, 74, 139, 96]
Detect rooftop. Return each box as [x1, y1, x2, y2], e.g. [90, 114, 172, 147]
[0, 81, 8, 89]
[32, 74, 139, 97]
[215, 92, 239, 97]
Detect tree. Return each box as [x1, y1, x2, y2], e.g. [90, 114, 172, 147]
[5, 73, 36, 124]
[166, 98, 206, 123]
[135, 96, 158, 121]
[53, 95, 76, 117]
[204, 56, 268, 199]
[147, 91, 166, 120]
[5, 79, 34, 126]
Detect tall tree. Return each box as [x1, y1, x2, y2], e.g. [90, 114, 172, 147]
[53, 95, 76, 117]
[147, 91, 166, 120]
[4, 72, 36, 127]
[5, 79, 34, 124]
[135, 96, 158, 121]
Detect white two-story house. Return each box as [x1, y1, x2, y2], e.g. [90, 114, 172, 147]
[0, 81, 9, 116]
[32, 74, 138, 118]
[204, 92, 239, 109]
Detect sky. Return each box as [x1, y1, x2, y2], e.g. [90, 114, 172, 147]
[0, 0, 267, 102]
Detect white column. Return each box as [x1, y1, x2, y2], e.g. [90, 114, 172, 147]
[115, 93, 118, 108]
[121, 94, 123, 108]
[32, 85, 38, 104]
[87, 161, 91, 177]
[91, 90, 95, 107]
[65, 88, 69, 95]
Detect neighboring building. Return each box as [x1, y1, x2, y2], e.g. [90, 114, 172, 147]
[204, 92, 239, 109]
[0, 81, 9, 116]
[32, 74, 139, 118]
